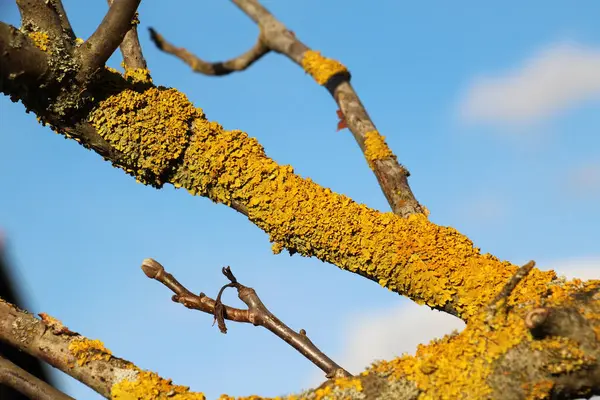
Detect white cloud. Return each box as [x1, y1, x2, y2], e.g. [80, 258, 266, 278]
[308, 258, 599, 388]
[459, 42, 600, 124]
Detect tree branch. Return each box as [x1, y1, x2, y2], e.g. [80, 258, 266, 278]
[0, 355, 74, 400]
[0, 22, 50, 97]
[148, 27, 269, 76]
[3, 9, 600, 396]
[141, 258, 351, 379]
[77, 0, 141, 81]
[106, 0, 147, 70]
[46, 0, 75, 39]
[233, 0, 424, 217]
[16, 0, 70, 44]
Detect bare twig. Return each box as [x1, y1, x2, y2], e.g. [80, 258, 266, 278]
[141, 258, 351, 379]
[486, 260, 535, 325]
[148, 27, 269, 76]
[107, 0, 147, 70]
[0, 355, 74, 400]
[150, 0, 423, 216]
[76, 0, 141, 81]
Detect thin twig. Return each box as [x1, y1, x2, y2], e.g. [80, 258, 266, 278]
[0, 355, 74, 400]
[76, 0, 141, 81]
[148, 28, 269, 76]
[107, 0, 147, 70]
[235, 0, 424, 216]
[141, 258, 351, 379]
[486, 260, 535, 325]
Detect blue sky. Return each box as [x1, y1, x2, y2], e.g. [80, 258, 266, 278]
[1, 1, 599, 398]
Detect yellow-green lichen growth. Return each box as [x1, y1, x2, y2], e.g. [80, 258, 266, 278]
[368, 313, 527, 399]
[364, 130, 394, 170]
[531, 336, 595, 374]
[131, 12, 140, 26]
[89, 84, 201, 186]
[170, 111, 557, 319]
[123, 67, 153, 84]
[301, 50, 348, 85]
[111, 370, 206, 399]
[313, 377, 364, 400]
[28, 31, 49, 52]
[68, 338, 112, 366]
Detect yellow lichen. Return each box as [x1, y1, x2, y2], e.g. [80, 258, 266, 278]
[28, 31, 49, 52]
[123, 67, 153, 84]
[68, 338, 112, 366]
[88, 80, 200, 186]
[111, 370, 206, 399]
[301, 50, 348, 85]
[524, 380, 554, 400]
[531, 336, 595, 374]
[75, 81, 590, 398]
[363, 130, 394, 169]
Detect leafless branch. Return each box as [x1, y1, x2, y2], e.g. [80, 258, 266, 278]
[141, 258, 351, 379]
[232, 0, 424, 217]
[0, 298, 215, 399]
[0, 22, 51, 96]
[148, 27, 269, 76]
[106, 0, 147, 70]
[76, 0, 141, 81]
[16, 0, 70, 43]
[46, 0, 75, 39]
[0, 355, 74, 400]
[149, 0, 422, 217]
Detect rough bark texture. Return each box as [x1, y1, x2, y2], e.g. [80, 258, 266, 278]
[1, 6, 599, 399]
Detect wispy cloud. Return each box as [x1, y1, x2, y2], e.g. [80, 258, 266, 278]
[459, 42, 600, 125]
[310, 258, 599, 387]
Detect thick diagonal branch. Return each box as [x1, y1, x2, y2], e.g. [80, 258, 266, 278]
[148, 27, 269, 76]
[0, 355, 74, 400]
[77, 0, 141, 81]
[141, 258, 351, 379]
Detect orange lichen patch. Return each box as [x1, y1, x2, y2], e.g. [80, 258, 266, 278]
[168, 109, 557, 320]
[86, 81, 558, 319]
[369, 312, 530, 399]
[131, 12, 140, 25]
[531, 336, 595, 374]
[523, 380, 554, 400]
[310, 377, 363, 400]
[88, 82, 200, 186]
[28, 31, 49, 52]
[39, 312, 76, 335]
[68, 338, 112, 366]
[301, 50, 348, 85]
[363, 130, 394, 169]
[111, 370, 206, 399]
[123, 67, 153, 84]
